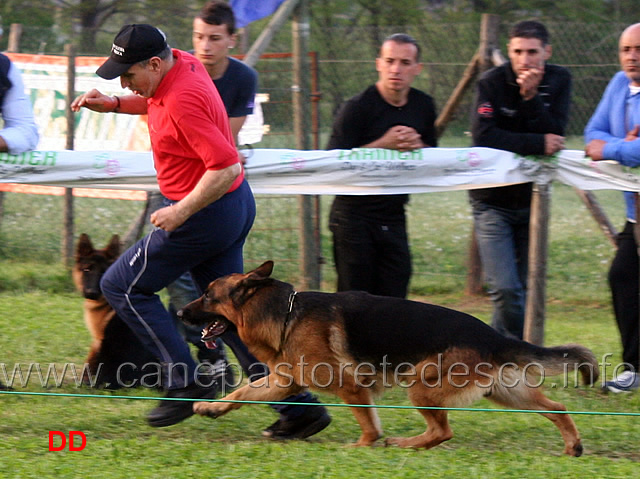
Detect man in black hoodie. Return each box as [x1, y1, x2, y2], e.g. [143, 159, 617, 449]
[470, 20, 571, 339]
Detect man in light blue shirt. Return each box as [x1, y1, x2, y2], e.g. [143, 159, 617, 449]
[0, 49, 38, 390]
[585, 22, 640, 393]
[0, 53, 39, 154]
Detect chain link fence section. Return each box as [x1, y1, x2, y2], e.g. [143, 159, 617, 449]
[0, 20, 632, 288]
[4, 21, 630, 139]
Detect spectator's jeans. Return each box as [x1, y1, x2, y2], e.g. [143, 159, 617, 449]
[471, 199, 530, 339]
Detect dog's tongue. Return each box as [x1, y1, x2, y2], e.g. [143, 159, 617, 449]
[201, 320, 226, 349]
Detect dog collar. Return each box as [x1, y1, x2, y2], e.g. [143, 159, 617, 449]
[281, 290, 298, 346]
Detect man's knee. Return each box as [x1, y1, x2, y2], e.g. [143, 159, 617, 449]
[493, 286, 523, 302]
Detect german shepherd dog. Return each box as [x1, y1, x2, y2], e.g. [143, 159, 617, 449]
[73, 233, 155, 389]
[178, 261, 599, 456]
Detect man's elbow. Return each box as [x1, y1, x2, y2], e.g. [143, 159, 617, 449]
[28, 128, 40, 151]
[221, 161, 242, 183]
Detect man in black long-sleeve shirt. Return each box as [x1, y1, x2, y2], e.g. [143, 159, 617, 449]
[470, 20, 571, 339]
[327, 33, 437, 298]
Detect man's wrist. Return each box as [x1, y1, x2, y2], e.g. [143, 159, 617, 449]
[112, 95, 121, 113]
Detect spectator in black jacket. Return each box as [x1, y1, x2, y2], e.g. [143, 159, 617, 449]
[470, 20, 571, 339]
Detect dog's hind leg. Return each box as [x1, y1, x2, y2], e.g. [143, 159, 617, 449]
[489, 385, 583, 457]
[384, 386, 453, 449]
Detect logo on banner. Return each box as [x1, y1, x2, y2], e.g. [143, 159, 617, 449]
[280, 153, 305, 170]
[456, 149, 483, 167]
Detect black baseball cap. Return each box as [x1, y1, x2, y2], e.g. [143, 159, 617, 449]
[96, 24, 168, 80]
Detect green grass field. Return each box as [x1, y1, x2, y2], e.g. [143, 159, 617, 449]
[2, 137, 640, 477]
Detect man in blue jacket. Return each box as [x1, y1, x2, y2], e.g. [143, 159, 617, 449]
[585, 22, 640, 393]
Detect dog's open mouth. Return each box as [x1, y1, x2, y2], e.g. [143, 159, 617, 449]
[200, 319, 228, 349]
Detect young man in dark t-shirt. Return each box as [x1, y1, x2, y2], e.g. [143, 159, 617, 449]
[167, 0, 259, 373]
[192, 1, 257, 143]
[327, 33, 437, 299]
[171, 0, 331, 440]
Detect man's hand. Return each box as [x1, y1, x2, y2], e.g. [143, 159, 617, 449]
[587, 126, 639, 161]
[625, 125, 639, 142]
[517, 67, 543, 101]
[150, 204, 189, 232]
[372, 125, 425, 152]
[238, 150, 247, 166]
[544, 133, 565, 155]
[70, 89, 117, 113]
[585, 139, 607, 161]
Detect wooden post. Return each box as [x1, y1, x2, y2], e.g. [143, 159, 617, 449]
[293, 0, 320, 290]
[121, 191, 159, 250]
[465, 236, 484, 296]
[574, 188, 618, 248]
[478, 15, 501, 70]
[244, 0, 300, 68]
[523, 182, 551, 346]
[466, 14, 501, 296]
[61, 44, 76, 267]
[62, 189, 74, 268]
[65, 44, 76, 150]
[435, 52, 480, 138]
[7, 24, 23, 53]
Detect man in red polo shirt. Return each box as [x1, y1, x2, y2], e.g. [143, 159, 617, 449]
[71, 25, 330, 438]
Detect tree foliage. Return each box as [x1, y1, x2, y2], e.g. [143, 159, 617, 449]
[2, 1, 638, 55]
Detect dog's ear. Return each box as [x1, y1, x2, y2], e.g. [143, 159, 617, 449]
[105, 234, 121, 260]
[253, 260, 274, 278]
[229, 264, 273, 306]
[76, 233, 94, 259]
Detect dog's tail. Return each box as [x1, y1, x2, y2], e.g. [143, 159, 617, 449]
[501, 342, 599, 386]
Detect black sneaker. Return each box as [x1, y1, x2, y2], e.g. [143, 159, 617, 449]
[147, 381, 218, 427]
[0, 381, 12, 391]
[262, 405, 331, 440]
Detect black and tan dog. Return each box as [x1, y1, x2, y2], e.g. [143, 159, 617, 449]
[74, 233, 155, 388]
[178, 261, 598, 456]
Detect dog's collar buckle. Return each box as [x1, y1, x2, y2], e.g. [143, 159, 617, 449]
[287, 291, 298, 315]
[281, 291, 298, 347]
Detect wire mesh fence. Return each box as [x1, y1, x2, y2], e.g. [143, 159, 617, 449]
[0, 20, 630, 290]
[4, 21, 628, 138]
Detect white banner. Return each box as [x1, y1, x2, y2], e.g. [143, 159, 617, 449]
[7, 53, 265, 151]
[1, 148, 639, 194]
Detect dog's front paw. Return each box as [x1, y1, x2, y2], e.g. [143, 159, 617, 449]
[193, 401, 231, 418]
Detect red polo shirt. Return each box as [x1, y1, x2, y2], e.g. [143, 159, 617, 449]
[147, 49, 242, 200]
